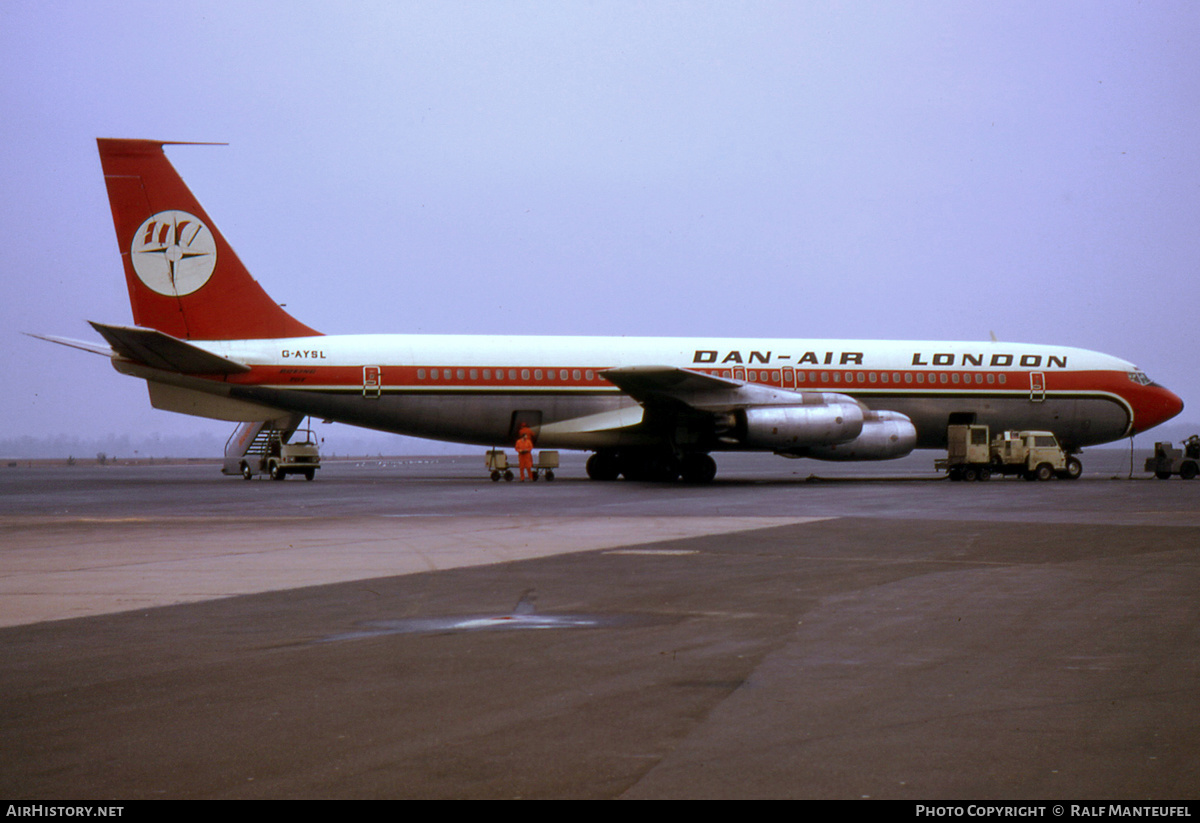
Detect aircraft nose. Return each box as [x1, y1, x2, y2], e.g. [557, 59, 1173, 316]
[1135, 384, 1185, 434]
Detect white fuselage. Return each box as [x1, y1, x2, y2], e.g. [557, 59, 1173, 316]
[131, 333, 1169, 453]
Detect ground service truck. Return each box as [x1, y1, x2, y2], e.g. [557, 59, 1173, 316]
[936, 425, 1080, 481]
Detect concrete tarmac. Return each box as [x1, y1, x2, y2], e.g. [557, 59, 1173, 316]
[1, 452, 1198, 799]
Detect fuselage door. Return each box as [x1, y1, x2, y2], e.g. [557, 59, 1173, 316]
[1029, 371, 1045, 403]
[363, 366, 382, 399]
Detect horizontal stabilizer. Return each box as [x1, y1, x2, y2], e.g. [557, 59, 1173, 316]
[23, 332, 113, 357]
[88, 322, 251, 374]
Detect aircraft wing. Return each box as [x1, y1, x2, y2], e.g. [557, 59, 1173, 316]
[599, 365, 915, 460]
[600, 364, 843, 411]
[599, 365, 741, 401]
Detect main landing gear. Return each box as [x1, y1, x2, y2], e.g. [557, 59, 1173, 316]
[585, 450, 718, 484]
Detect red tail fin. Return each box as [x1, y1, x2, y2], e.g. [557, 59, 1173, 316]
[97, 139, 319, 340]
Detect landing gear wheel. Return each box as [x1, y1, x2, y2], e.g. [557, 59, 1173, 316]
[680, 453, 717, 484]
[586, 452, 620, 481]
[652, 456, 681, 483]
[618, 451, 681, 482]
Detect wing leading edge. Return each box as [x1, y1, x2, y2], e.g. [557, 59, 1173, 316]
[600, 365, 916, 460]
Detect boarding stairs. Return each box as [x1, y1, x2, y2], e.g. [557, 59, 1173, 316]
[221, 414, 306, 476]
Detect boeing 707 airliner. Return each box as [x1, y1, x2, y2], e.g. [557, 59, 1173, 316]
[35, 139, 1185, 482]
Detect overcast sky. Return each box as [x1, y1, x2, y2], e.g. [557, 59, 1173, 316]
[2, 1, 1197, 455]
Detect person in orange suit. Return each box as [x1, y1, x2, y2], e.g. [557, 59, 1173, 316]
[515, 428, 534, 481]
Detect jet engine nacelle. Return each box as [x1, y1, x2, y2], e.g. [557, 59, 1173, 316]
[736, 402, 864, 450]
[803, 410, 917, 461]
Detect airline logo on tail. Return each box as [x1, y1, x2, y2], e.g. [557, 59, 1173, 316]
[96, 139, 319, 339]
[131, 210, 217, 297]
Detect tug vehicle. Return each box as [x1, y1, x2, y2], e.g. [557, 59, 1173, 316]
[1145, 436, 1200, 480]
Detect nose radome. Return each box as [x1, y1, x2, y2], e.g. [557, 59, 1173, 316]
[1136, 385, 1185, 434]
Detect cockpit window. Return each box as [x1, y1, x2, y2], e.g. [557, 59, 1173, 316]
[1128, 371, 1152, 386]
